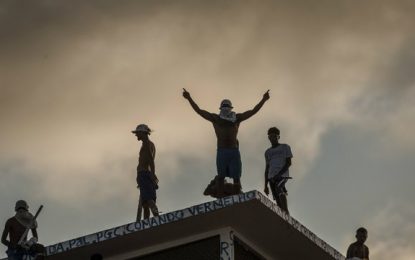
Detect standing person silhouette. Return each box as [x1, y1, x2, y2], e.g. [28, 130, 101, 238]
[132, 124, 159, 220]
[183, 88, 270, 197]
[264, 127, 293, 214]
[346, 227, 369, 260]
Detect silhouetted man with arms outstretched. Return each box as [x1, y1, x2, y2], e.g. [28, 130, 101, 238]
[183, 88, 270, 196]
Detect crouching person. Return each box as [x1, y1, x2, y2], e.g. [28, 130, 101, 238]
[1, 200, 46, 260]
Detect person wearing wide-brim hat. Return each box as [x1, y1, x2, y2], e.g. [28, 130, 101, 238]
[132, 124, 159, 221]
[183, 88, 270, 197]
[1, 200, 46, 260]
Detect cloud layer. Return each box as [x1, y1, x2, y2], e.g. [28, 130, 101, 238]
[1, 1, 415, 258]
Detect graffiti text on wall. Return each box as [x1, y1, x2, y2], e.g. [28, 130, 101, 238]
[47, 191, 256, 255]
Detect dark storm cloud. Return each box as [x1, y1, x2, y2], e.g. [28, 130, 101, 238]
[349, 36, 415, 121]
[384, 39, 415, 91]
[2, 0, 414, 107]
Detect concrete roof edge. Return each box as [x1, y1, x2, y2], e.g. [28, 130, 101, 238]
[44, 190, 344, 259]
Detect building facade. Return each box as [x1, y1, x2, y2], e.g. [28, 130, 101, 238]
[3, 191, 345, 260]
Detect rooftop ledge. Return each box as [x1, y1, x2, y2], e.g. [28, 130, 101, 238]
[4, 190, 346, 260]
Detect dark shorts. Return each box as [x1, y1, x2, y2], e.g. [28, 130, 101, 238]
[137, 171, 157, 202]
[269, 177, 288, 200]
[216, 148, 242, 180]
[7, 244, 45, 260]
[6, 248, 27, 260]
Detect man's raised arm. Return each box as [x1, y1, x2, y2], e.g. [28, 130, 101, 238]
[237, 90, 270, 122]
[182, 88, 214, 122]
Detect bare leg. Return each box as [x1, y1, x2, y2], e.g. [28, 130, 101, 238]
[143, 205, 150, 219]
[136, 194, 143, 222]
[232, 178, 242, 194]
[148, 200, 159, 216]
[278, 194, 289, 214]
[216, 176, 225, 198]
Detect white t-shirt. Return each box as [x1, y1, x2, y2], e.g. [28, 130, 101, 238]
[265, 144, 293, 179]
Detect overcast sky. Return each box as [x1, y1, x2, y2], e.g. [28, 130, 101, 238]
[1, 0, 415, 259]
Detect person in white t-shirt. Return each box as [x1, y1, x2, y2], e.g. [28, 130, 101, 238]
[264, 127, 293, 214]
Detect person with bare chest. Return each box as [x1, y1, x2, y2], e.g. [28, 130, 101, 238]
[183, 88, 270, 197]
[346, 227, 369, 260]
[1, 200, 45, 260]
[132, 124, 159, 220]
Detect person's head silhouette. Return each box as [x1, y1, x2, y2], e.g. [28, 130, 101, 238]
[356, 227, 368, 244]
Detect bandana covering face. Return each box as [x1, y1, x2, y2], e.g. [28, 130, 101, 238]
[219, 107, 237, 123]
[15, 210, 37, 229]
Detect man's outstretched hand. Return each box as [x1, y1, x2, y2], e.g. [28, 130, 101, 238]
[183, 88, 191, 100]
[263, 90, 270, 101]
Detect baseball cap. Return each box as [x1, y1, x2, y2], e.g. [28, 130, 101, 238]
[220, 99, 233, 109]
